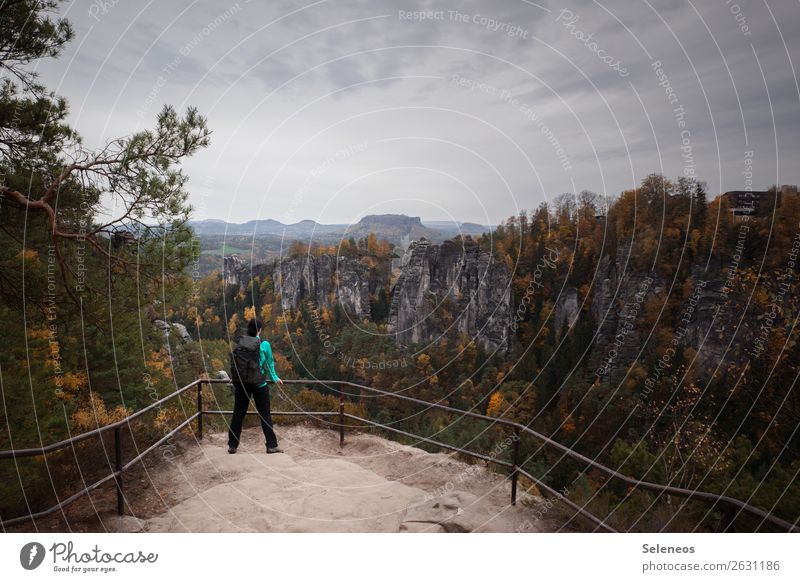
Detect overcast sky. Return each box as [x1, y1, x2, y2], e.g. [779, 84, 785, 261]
[35, 0, 800, 225]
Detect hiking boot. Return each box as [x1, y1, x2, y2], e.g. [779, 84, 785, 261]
[266, 446, 284, 454]
[227, 446, 237, 454]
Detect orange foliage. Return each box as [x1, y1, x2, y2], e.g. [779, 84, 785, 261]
[487, 392, 505, 417]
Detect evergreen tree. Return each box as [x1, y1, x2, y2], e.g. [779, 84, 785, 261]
[692, 179, 708, 227]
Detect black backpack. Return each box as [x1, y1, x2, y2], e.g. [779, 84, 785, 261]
[229, 335, 267, 386]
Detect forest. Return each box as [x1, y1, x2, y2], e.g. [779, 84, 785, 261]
[176, 177, 798, 531]
[1, 1, 798, 532]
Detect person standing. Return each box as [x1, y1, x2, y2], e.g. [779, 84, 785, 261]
[227, 318, 284, 454]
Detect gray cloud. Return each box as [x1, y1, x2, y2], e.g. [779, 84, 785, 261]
[32, 0, 800, 224]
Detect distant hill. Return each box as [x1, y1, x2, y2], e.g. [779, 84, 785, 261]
[188, 214, 492, 243]
[422, 220, 493, 236]
[188, 218, 344, 236]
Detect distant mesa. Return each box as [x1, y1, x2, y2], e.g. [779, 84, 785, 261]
[356, 214, 422, 227]
[343, 214, 434, 242]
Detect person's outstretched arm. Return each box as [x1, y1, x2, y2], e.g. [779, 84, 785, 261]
[260, 340, 282, 384]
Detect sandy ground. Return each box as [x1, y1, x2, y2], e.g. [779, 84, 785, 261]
[116, 424, 554, 533]
[7, 423, 562, 533]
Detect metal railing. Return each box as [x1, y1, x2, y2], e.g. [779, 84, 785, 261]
[1, 377, 797, 533]
[0, 378, 202, 528]
[276, 380, 799, 533]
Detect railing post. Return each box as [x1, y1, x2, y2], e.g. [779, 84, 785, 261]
[511, 427, 520, 506]
[719, 505, 736, 532]
[197, 381, 203, 440]
[114, 426, 124, 515]
[339, 392, 345, 448]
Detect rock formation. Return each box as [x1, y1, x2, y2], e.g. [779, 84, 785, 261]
[387, 238, 513, 352]
[154, 320, 194, 343]
[553, 287, 580, 339]
[222, 255, 247, 286]
[586, 243, 763, 384]
[223, 237, 514, 351]
[273, 255, 371, 319]
[224, 254, 371, 320]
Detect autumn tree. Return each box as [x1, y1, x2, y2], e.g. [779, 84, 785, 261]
[0, 2, 210, 448]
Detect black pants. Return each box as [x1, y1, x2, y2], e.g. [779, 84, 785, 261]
[227, 383, 278, 449]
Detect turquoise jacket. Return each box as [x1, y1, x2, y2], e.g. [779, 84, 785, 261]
[256, 336, 280, 387]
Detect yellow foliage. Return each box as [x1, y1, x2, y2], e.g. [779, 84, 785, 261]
[17, 248, 39, 262]
[753, 288, 770, 306]
[54, 389, 73, 402]
[244, 305, 256, 321]
[228, 313, 240, 335]
[186, 306, 202, 327]
[153, 408, 184, 433]
[72, 393, 131, 432]
[487, 392, 505, 417]
[147, 357, 164, 371]
[27, 327, 51, 340]
[61, 372, 87, 392]
[145, 349, 173, 381]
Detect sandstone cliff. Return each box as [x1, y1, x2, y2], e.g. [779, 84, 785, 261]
[224, 254, 371, 319]
[576, 243, 766, 386]
[387, 238, 513, 352]
[223, 237, 515, 351]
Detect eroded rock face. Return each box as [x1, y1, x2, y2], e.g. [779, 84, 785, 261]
[273, 255, 371, 320]
[223, 255, 247, 286]
[588, 245, 663, 383]
[587, 244, 761, 384]
[554, 287, 580, 339]
[223, 240, 514, 351]
[387, 239, 513, 352]
[224, 254, 371, 320]
[154, 320, 193, 343]
[680, 265, 764, 372]
[172, 323, 193, 343]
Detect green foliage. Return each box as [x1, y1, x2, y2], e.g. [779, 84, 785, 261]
[0, 0, 213, 523]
